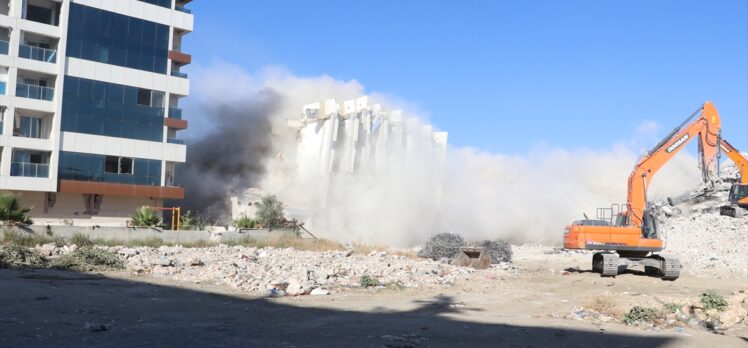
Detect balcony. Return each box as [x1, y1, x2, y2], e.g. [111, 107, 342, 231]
[16, 83, 54, 101]
[19, 44, 57, 63]
[175, 6, 191, 14]
[11, 162, 49, 178]
[171, 71, 188, 79]
[0, 41, 7, 55]
[167, 138, 185, 145]
[168, 106, 183, 119]
[24, 1, 61, 26]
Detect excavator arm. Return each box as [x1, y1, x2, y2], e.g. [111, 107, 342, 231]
[718, 138, 748, 184]
[626, 102, 721, 227]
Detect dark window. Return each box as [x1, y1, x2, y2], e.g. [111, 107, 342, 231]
[120, 157, 133, 174]
[104, 156, 119, 173]
[137, 89, 151, 106]
[27, 5, 53, 24]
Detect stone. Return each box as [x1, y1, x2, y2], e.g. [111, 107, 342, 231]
[190, 258, 204, 266]
[310, 288, 330, 296]
[118, 248, 138, 258]
[687, 318, 701, 328]
[155, 258, 175, 267]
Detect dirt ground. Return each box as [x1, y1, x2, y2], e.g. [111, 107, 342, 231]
[1, 246, 746, 347]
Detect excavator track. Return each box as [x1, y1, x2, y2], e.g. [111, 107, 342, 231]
[593, 252, 619, 277]
[655, 255, 681, 280]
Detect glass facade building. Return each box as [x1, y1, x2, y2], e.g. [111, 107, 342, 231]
[66, 3, 169, 74]
[61, 76, 165, 142]
[58, 151, 162, 186]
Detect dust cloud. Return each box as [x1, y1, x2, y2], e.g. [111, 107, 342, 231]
[181, 62, 702, 247]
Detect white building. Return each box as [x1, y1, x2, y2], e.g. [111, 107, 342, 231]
[0, 0, 192, 226]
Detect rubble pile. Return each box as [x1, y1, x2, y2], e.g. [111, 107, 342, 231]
[110, 245, 517, 295]
[653, 168, 748, 276]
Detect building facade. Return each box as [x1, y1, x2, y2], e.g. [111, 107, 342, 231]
[0, 0, 192, 226]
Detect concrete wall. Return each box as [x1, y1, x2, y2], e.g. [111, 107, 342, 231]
[11, 225, 299, 244]
[15, 191, 160, 227]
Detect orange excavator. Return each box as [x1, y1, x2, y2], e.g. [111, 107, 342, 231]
[717, 138, 748, 217]
[563, 102, 724, 280]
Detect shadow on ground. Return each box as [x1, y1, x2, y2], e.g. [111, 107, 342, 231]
[0, 269, 677, 347]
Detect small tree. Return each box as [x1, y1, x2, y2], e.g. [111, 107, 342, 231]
[130, 206, 161, 227]
[255, 195, 284, 228]
[234, 216, 256, 229]
[179, 210, 194, 230]
[0, 192, 32, 225]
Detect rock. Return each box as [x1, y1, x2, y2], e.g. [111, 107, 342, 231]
[190, 258, 204, 266]
[155, 258, 175, 267]
[310, 288, 330, 296]
[286, 280, 304, 296]
[118, 248, 138, 258]
[34, 243, 56, 257]
[344, 250, 354, 257]
[687, 318, 701, 328]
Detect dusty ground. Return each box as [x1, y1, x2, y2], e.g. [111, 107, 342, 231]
[1, 246, 746, 347]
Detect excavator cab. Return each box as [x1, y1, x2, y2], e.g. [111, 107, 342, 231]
[720, 183, 748, 217]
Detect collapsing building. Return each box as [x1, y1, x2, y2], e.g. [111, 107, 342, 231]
[230, 96, 447, 225]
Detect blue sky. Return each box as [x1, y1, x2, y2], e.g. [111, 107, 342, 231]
[185, 0, 748, 153]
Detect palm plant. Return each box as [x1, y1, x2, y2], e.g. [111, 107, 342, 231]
[0, 192, 32, 225]
[130, 206, 161, 227]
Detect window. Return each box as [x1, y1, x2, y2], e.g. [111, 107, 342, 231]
[17, 116, 42, 138]
[61, 76, 165, 142]
[120, 157, 133, 174]
[66, 4, 168, 74]
[105, 156, 134, 175]
[27, 5, 53, 25]
[60, 152, 161, 186]
[137, 88, 151, 106]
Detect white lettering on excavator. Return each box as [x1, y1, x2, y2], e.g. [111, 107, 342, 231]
[720, 144, 731, 152]
[666, 134, 689, 153]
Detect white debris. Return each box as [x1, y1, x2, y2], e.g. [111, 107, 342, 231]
[113, 245, 515, 295]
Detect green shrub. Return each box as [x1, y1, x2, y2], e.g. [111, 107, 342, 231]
[663, 303, 681, 314]
[70, 233, 93, 247]
[255, 195, 285, 228]
[359, 275, 379, 288]
[0, 245, 45, 269]
[130, 206, 161, 227]
[51, 247, 124, 271]
[701, 290, 728, 312]
[179, 210, 194, 230]
[0, 193, 32, 225]
[624, 306, 659, 325]
[234, 216, 256, 229]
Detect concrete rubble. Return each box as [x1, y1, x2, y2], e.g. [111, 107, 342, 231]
[102, 245, 518, 296]
[651, 163, 748, 277]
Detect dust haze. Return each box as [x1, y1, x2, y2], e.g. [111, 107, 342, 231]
[181, 62, 702, 247]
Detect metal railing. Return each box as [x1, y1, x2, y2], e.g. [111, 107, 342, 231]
[175, 6, 191, 14]
[16, 83, 54, 101]
[19, 44, 57, 63]
[168, 106, 182, 119]
[171, 71, 188, 78]
[11, 162, 49, 178]
[0, 40, 8, 55]
[167, 138, 185, 145]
